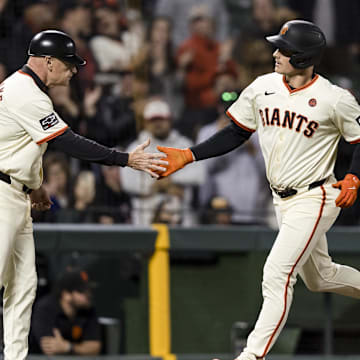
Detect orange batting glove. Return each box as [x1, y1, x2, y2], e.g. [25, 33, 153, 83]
[332, 173, 360, 208]
[156, 146, 194, 178]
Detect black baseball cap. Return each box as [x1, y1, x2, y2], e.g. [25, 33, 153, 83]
[56, 270, 94, 293]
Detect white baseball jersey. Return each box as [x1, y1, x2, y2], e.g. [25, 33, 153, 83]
[0, 67, 68, 189]
[227, 72, 360, 189]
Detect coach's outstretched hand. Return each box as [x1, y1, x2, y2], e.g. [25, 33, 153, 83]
[128, 139, 168, 178]
[332, 173, 360, 208]
[156, 146, 194, 178]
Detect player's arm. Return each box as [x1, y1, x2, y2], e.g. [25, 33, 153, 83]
[49, 129, 167, 178]
[332, 144, 360, 208]
[157, 121, 252, 178]
[331, 90, 360, 208]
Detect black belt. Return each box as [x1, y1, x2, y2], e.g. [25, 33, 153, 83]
[0, 171, 33, 194]
[272, 178, 326, 199]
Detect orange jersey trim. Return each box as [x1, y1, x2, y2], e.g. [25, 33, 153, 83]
[18, 70, 35, 81]
[36, 126, 68, 145]
[260, 186, 327, 358]
[226, 110, 256, 133]
[282, 74, 319, 94]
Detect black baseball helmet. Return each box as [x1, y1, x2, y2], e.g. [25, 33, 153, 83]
[266, 20, 326, 69]
[28, 30, 86, 66]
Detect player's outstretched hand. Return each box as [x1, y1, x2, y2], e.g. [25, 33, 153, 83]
[30, 186, 53, 211]
[128, 138, 168, 178]
[156, 146, 194, 178]
[332, 173, 360, 208]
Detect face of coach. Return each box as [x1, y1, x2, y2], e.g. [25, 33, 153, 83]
[26, 29, 85, 87]
[29, 56, 78, 87]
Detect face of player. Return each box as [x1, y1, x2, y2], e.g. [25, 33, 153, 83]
[272, 48, 298, 75]
[47, 57, 77, 87]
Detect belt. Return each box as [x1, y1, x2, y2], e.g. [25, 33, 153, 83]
[272, 178, 326, 199]
[0, 171, 33, 194]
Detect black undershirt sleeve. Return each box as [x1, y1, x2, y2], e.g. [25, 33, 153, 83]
[190, 121, 253, 161]
[348, 143, 360, 179]
[49, 129, 129, 166]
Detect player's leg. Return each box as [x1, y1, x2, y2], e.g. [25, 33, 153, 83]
[2, 197, 37, 360]
[300, 233, 360, 298]
[238, 186, 339, 360]
[299, 183, 360, 297]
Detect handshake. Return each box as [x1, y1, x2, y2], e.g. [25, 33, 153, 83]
[155, 146, 194, 178]
[127, 139, 194, 179]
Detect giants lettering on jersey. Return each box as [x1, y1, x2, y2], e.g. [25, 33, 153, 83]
[259, 107, 319, 138]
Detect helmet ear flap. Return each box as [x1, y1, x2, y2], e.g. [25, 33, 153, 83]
[289, 54, 311, 69]
[289, 48, 324, 69]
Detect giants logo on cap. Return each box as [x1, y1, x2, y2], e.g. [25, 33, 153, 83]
[280, 26, 289, 35]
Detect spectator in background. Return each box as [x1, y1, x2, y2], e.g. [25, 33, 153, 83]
[287, 0, 360, 80]
[30, 270, 101, 355]
[32, 152, 71, 223]
[6, 0, 56, 73]
[121, 98, 205, 225]
[90, 1, 143, 73]
[49, 84, 82, 132]
[73, 171, 96, 219]
[176, 4, 236, 140]
[152, 195, 183, 225]
[57, 0, 97, 94]
[201, 196, 233, 225]
[58, 171, 96, 223]
[132, 16, 184, 123]
[0, 0, 14, 76]
[93, 165, 132, 224]
[246, 0, 295, 40]
[84, 70, 138, 149]
[39, 152, 71, 222]
[232, 0, 295, 90]
[155, 0, 230, 49]
[197, 84, 269, 225]
[234, 36, 274, 91]
[287, 0, 360, 48]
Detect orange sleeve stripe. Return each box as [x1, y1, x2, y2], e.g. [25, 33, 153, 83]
[36, 126, 68, 145]
[226, 110, 256, 133]
[350, 138, 360, 144]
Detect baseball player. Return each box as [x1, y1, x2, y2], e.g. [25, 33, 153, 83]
[0, 30, 167, 360]
[156, 20, 360, 359]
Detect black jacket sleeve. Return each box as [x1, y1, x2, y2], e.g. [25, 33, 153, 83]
[190, 121, 253, 161]
[349, 143, 360, 178]
[49, 129, 129, 167]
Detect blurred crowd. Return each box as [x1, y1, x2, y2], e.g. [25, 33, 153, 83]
[0, 0, 360, 226]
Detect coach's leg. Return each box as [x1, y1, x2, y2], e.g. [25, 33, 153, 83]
[300, 233, 360, 298]
[238, 186, 339, 360]
[2, 198, 37, 360]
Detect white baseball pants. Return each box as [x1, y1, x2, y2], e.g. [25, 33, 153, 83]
[0, 180, 37, 360]
[239, 182, 360, 360]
